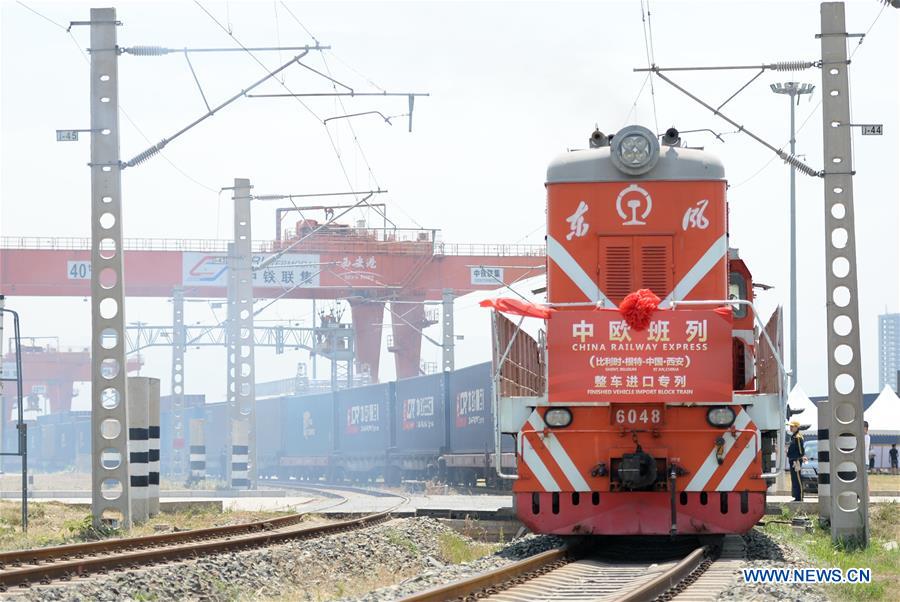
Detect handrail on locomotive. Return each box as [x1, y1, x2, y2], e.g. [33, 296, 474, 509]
[491, 298, 790, 480]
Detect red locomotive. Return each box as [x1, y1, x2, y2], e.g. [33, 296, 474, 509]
[490, 125, 783, 536]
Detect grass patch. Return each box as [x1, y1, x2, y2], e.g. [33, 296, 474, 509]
[0, 500, 296, 552]
[763, 502, 900, 601]
[385, 527, 420, 555]
[437, 530, 498, 564]
[869, 475, 900, 494]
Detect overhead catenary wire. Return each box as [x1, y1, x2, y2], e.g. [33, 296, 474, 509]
[731, 1, 889, 188]
[278, 3, 425, 228]
[16, 0, 66, 30]
[192, 0, 401, 230]
[16, 1, 220, 194]
[621, 72, 652, 129]
[640, 0, 660, 135]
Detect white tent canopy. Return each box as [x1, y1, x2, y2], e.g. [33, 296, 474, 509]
[786, 384, 819, 434]
[863, 384, 900, 437]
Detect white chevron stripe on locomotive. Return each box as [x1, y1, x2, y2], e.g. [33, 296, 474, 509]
[547, 236, 613, 307]
[716, 429, 762, 491]
[661, 234, 728, 307]
[684, 409, 751, 491]
[528, 412, 591, 491]
[521, 432, 560, 492]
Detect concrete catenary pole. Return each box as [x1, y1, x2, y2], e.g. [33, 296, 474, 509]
[89, 7, 132, 528]
[227, 179, 256, 488]
[170, 287, 187, 479]
[442, 289, 455, 372]
[819, 1, 868, 546]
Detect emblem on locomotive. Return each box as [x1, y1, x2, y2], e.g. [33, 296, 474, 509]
[615, 184, 653, 226]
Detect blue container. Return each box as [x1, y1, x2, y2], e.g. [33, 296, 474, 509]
[256, 396, 284, 476]
[159, 394, 206, 413]
[281, 392, 335, 457]
[395, 373, 445, 453]
[448, 362, 512, 453]
[203, 402, 230, 479]
[336, 383, 392, 455]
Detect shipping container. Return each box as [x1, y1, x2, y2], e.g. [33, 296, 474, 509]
[281, 392, 334, 457]
[279, 392, 335, 479]
[159, 394, 206, 414]
[394, 373, 445, 454]
[203, 402, 230, 480]
[32, 411, 91, 472]
[448, 363, 499, 453]
[335, 383, 392, 455]
[255, 396, 284, 477]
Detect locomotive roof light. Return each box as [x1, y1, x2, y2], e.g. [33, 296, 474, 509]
[610, 125, 660, 175]
[544, 408, 572, 428]
[707, 407, 736, 428]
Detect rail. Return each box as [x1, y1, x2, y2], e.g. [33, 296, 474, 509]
[399, 546, 571, 602]
[0, 489, 405, 590]
[400, 542, 714, 602]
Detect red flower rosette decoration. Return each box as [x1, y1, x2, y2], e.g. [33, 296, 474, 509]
[618, 289, 660, 331]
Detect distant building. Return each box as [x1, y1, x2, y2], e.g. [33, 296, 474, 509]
[879, 312, 900, 392]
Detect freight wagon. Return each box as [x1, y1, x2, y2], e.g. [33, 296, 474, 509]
[26, 362, 515, 488]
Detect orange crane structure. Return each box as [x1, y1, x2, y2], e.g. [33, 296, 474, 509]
[0, 216, 544, 405]
[2, 338, 143, 416]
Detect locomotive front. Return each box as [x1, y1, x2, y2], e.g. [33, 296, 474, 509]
[511, 125, 767, 535]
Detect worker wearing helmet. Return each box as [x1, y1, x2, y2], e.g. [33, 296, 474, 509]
[787, 420, 807, 502]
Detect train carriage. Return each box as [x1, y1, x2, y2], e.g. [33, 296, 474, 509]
[493, 125, 783, 535]
[278, 392, 335, 481]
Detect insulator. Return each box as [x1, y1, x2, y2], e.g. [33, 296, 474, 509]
[125, 46, 171, 56]
[780, 152, 819, 177]
[126, 140, 168, 168]
[770, 60, 816, 72]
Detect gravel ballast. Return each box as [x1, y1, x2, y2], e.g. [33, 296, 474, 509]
[716, 527, 830, 601]
[8, 517, 559, 602]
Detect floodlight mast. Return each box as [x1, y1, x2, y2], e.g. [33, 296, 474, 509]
[770, 82, 815, 395]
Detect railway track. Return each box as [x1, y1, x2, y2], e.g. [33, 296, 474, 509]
[0, 487, 405, 591]
[399, 536, 727, 602]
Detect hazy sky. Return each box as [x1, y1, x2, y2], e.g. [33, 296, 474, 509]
[1, 0, 897, 405]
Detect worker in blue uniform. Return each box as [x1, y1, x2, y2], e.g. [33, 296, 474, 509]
[787, 420, 807, 502]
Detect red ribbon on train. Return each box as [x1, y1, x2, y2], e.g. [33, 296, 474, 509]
[479, 297, 555, 319]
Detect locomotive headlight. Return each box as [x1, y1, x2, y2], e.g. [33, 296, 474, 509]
[610, 125, 660, 175]
[544, 408, 572, 428]
[707, 407, 736, 428]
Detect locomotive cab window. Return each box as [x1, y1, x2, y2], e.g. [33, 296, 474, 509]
[728, 272, 748, 318]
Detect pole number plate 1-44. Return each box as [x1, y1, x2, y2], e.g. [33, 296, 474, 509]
[612, 405, 664, 426]
[860, 124, 883, 136]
